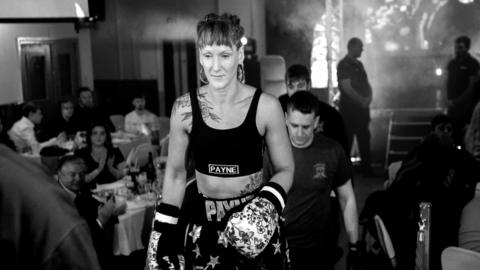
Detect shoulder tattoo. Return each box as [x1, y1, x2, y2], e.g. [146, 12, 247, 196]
[172, 94, 190, 115]
[171, 94, 193, 122]
[172, 91, 221, 123]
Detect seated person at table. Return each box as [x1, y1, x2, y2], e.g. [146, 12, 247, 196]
[57, 155, 126, 270]
[8, 102, 64, 155]
[76, 122, 125, 188]
[383, 114, 480, 269]
[50, 99, 81, 138]
[75, 87, 115, 132]
[124, 93, 160, 136]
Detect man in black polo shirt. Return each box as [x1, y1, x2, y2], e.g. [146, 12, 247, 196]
[446, 36, 480, 145]
[337, 37, 373, 175]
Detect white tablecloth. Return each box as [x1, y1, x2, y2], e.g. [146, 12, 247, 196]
[113, 198, 155, 256]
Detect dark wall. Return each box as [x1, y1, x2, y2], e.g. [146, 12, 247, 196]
[94, 80, 158, 115]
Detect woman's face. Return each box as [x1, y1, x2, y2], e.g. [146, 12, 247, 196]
[199, 44, 244, 90]
[90, 126, 107, 147]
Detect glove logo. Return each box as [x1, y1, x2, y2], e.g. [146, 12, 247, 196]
[208, 164, 239, 175]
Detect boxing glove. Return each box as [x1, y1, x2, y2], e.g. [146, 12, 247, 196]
[146, 203, 185, 270]
[224, 182, 287, 259]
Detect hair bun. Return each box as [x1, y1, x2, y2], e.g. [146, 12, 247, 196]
[221, 13, 240, 26]
[197, 12, 244, 49]
[204, 13, 219, 22]
[203, 13, 240, 27]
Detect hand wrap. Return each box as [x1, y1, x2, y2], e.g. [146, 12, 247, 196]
[224, 182, 287, 259]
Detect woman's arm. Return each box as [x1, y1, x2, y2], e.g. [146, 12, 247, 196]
[85, 157, 105, 183]
[108, 148, 125, 179]
[260, 94, 294, 193]
[160, 96, 191, 208]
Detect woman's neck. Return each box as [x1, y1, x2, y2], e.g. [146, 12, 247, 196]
[206, 81, 242, 105]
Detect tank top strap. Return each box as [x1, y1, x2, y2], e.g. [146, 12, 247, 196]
[244, 88, 262, 124]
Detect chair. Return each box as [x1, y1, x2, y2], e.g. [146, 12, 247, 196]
[384, 109, 445, 168]
[131, 142, 157, 168]
[441, 247, 480, 270]
[374, 215, 397, 268]
[110, 114, 125, 131]
[117, 136, 150, 159]
[259, 55, 287, 98]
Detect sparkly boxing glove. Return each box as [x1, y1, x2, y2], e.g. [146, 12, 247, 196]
[146, 203, 185, 270]
[224, 182, 287, 259]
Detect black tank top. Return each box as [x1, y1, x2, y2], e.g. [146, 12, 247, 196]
[189, 88, 264, 177]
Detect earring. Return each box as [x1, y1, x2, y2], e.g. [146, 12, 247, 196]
[237, 64, 245, 83]
[199, 66, 208, 84]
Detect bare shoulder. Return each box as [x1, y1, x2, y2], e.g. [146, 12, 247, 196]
[256, 91, 284, 133]
[257, 91, 282, 114]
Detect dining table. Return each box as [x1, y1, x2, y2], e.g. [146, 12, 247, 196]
[113, 194, 156, 256]
[95, 176, 162, 257]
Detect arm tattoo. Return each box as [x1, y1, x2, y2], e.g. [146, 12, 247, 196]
[171, 94, 194, 123]
[239, 171, 264, 195]
[172, 94, 191, 115]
